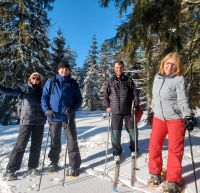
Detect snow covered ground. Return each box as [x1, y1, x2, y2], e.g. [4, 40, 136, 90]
[0, 110, 199, 193]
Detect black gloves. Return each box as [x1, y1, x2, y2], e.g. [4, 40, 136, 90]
[20, 84, 34, 93]
[65, 107, 75, 116]
[184, 116, 196, 131]
[45, 109, 55, 118]
[147, 111, 154, 125]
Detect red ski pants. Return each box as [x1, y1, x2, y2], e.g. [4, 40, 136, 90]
[148, 117, 185, 183]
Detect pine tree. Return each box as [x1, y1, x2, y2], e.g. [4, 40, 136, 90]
[98, 41, 113, 110]
[51, 28, 66, 74]
[51, 28, 78, 79]
[82, 35, 100, 111]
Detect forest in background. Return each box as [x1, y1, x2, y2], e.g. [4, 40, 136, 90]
[0, 0, 199, 124]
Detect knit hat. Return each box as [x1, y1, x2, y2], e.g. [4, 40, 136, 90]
[58, 60, 70, 70]
[29, 72, 43, 81]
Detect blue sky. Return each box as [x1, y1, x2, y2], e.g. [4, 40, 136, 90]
[48, 0, 126, 67]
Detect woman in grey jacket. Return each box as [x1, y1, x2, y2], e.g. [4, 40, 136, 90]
[1, 72, 46, 181]
[148, 52, 195, 193]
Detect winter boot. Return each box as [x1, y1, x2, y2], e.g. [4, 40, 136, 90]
[3, 170, 17, 181]
[148, 174, 161, 187]
[66, 167, 80, 177]
[165, 182, 183, 193]
[48, 162, 59, 172]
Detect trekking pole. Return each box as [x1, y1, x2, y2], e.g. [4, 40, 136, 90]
[104, 113, 111, 176]
[133, 107, 138, 159]
[188, 131, 199, 193]
[63, 117, 70, 186]
[38, 127, 50, 191]
[131, 105, 138, 186]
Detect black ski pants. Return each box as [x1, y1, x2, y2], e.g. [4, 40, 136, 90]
[6, 125, 44, 172]
[110, 113, 138, 156]
[48, 117, 81, 169]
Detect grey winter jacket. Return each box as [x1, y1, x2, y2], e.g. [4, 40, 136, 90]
[151, 74, 192, 120]
[103, 73, 139, 115]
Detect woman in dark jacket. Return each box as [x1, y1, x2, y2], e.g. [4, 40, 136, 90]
[1, 72, 46, 181]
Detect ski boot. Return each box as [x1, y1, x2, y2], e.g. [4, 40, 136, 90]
[66, 167, 80, 177]
[148, 174, 161, 187]
[3, 170, 17, 181]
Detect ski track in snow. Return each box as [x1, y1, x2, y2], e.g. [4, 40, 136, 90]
[0, 110, 200, 193]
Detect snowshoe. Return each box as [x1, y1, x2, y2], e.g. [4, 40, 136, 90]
[148, 174, 161, 187]
[48, 162, 59, 173]
[163, 182, 184, 193]
[66, 167, 80, 177]
[25, 168, 40, 177]
[114, 155, 121, 162]
[3, 170, 17, 181]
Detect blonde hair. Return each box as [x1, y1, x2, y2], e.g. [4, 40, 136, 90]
[28, 72, 42, 85]
[159, 52, 183, 75]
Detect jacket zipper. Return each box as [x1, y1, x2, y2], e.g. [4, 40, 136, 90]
[159, 77, 166, 120]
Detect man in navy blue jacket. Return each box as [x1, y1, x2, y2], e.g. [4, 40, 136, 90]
[41, 60, 82, 176]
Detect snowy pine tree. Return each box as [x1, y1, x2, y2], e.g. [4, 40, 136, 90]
[51, 28, 66, 74]
[82, 35, 101, 111]
[98, 41, 113, 110]
[51, 28, 78, 79]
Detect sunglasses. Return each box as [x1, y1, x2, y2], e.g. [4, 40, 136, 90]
[31, 77, 40, 81]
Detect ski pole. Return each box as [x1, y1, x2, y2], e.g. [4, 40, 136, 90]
[188, 131, 199, 193]
[38, 127, 50, 191]
[63, 117, 70, 186]
[104, 112, 111, 176]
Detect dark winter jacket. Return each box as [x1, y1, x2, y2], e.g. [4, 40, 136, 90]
[103, 73, 139, 115]
[0, 83, 46, 125]
[41, 74, 82, 122]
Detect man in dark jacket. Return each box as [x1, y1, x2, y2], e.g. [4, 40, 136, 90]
[41, 60, 82, 176]
[103, 61, 140, 161]
[1, 72, 46, 180]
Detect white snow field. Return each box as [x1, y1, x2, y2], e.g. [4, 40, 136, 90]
[0, 110, 199, 193]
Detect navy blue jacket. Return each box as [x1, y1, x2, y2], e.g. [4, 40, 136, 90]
[0, 83, 46, 125]
[41, 74, 82, 122]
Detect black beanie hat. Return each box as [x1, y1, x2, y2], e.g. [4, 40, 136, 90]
[57, 60, 70, 70]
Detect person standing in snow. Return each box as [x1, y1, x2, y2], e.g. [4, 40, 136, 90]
[41, 59, 82, 176]
[148, 52, 195, 193]
[1, 72, 46, 180]
[103, 60, 140, 161]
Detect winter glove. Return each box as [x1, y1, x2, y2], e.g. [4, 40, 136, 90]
[65, 107, 75, 117]
[45, 109, 55, 118]
[20, 84, 34, 93]
[147, 111, 154, 125]
[184, 116, 196, 131]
